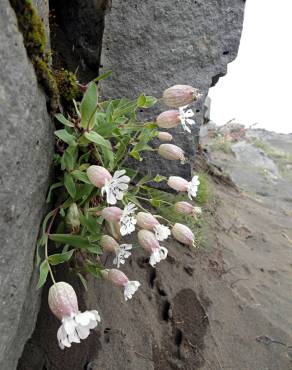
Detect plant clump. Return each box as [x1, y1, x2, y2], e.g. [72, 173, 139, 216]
[37, 80, 204, 349]
[54, 68, 81, 103]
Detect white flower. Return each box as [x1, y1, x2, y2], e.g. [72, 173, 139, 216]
[113, 244, 132, 268]
[57, 310, 100, 349]
[149, 246, 168, 267]
[153, 224, 171, 241]
[178, 105, 196, 133]
[101, 170, 130, 205]
[119, 202, 137, 236]
[187, 175, 200, 200]
[124, 280, 141, 301]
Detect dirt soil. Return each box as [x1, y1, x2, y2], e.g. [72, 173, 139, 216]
[19, 129, 292, 370]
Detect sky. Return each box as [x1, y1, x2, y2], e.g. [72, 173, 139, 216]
[209, 0, 292, 134]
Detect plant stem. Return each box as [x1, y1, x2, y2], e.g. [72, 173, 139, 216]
[44, 208, 59, 284]
[45, 238, 56, 284]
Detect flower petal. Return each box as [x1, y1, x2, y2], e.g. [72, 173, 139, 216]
[124, 280, 141, 300]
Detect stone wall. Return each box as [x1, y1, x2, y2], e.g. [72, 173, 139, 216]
[100, 0, 245, 179]
[0, 1, 54, 369]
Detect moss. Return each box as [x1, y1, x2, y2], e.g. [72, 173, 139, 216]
[54, 69, 81, 102]
[34, 58, 59, 108]
[196, 173, 212, 205]
[9, 0, 60, 111]
[10, 0, 46, 58]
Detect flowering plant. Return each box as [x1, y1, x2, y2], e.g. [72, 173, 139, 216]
[37, 77, 203, 348]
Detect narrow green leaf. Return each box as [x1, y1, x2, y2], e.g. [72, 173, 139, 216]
[80, 82, 97, 129]
[48, 250, 75, 265]
[64, 173, 76, 198]
[46, 182, 63, 203]
[49, 233, 97, 249]
[84, 131, 112, 149]
[55, 113, 74, 127]
[130, 149, 142, 161]
[37, 260, 49, 289]
[61, 146, 78, 171]
[55, 129, 77, 146]
[94, 70, 112, 82]
[137, 94, 147, 107]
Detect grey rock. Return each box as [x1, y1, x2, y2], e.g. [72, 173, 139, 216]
[0, 2, 54, 369]
[50, 0, 108, 81]
[100, 0, 245, 179]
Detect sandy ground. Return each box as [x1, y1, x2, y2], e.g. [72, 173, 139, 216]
[19, 129, 292, 370]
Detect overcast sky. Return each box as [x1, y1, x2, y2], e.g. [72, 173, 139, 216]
[209, 0, 292, 134]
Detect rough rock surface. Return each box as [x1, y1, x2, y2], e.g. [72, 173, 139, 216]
[100, 0, 245, 178]
[0, 1, 54, 369]
[50, 0, 108, 81]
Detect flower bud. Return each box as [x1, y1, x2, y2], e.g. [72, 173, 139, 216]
[158, 144, 185, 161]
[101, 206, 122, 222]
[100, 235, 119, 253]
[172, 223, 195, 246]
[137, 229, 160, 253]
[87, 165, 112, 188]
[158, 132, 173, 142]
[163, 85, 201, 108]
[167, 176, 189, 192]
[107, 268, 129, 286]
[66, 203, 80, 230]
[106, 269, 141, 300]
[156, 110, 180, 128]
[174, 201, 194, 215]
[105, 221, 122, 240]
[136, 212, 159, 230]
[48, 282, 78, 321]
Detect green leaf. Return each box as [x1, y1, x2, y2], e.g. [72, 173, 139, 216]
[64, 173, 76, 198]
[37, 260, 49, 289]
[130, 149, 142, 161]
[84, 131, 112, 150]
[48, 250, 75, 265]
[94, 70, 112, 82]
[112, 99, 137, 119]
[137, 94, 147, 107]
[114, 136, 131, 166]
[55, 129, 77, 146]
[41, 210, 57, 236]
[73, 99, 81, 117]
[85, 263, 103, 278]
[46, 182, 63, 203]
[80, 82, 98, 129]
[79, 213, 100, 235]
[143, 96, 158, 108]
[61, 146, 78, 171]
[49, 233, 99, 250]
[150, 198, 161, 208]
[71, 170, 91, 184]
[75, 183, 94, 202]
[153, 174, 168, 183]
[55, 113, 74, 127]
